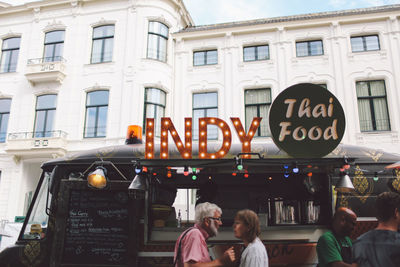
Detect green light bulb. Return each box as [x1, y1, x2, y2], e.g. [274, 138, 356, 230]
[237, 164, 243, 171]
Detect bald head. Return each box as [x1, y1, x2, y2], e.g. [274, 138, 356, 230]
[332, 207, 357, 237]
[333, 207, 356, 221]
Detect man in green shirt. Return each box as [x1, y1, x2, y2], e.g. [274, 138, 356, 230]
[317, 207, 357, 267]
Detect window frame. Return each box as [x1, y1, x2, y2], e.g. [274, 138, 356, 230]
[146, 21, 169, 62]
[84, 90, 109, 138]
[0, 98, 11, 142]
[295, 40, 324, 57]
[243, 44, 270, 62]
[143, 88, 167, 136]
[350, 34, 380, 52]
[43, 30, 65, 62]
[0, 37, 21, 73]
[90, 25, 114, 64]
[193, 50, 218, 66]
[244, 88, 272, 137]
[192, 92, 218, 140]
[34, 94, 57, 138]
[356, 80, 390, 132]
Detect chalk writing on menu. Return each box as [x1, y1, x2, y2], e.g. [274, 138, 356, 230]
[62, 190, 129, 264]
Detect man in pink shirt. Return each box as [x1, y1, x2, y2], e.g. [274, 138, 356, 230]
[174, 202, 235, 267]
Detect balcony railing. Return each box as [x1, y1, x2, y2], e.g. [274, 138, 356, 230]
[5, 130, 68, 158]
[8, 130, 68, 140]
[27, 56, 67, 65]
[25, 57, 67, 85]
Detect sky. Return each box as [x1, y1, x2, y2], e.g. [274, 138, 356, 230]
[2, 0, 400, 25]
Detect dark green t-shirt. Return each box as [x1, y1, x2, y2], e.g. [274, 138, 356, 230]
[316, 230, 352, 267]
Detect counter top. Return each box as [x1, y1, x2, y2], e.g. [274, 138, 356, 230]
[149, 225, 328, 243]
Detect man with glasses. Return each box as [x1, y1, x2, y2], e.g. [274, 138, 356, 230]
[173, 202, 235, 267]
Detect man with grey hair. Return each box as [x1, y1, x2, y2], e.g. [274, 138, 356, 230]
[173, 202, 235, 267]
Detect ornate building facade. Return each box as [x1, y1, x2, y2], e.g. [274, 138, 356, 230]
[0, 0, 399, 222]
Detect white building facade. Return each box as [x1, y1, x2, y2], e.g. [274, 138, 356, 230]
[0, 0, 399, 222]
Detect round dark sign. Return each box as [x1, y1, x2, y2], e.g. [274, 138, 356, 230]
[269, 83, 345, 158]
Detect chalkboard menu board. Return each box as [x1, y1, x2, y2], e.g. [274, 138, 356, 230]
[62, 189, 129, 265]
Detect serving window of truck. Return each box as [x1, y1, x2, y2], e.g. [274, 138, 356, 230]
[1, 83, 400, 267]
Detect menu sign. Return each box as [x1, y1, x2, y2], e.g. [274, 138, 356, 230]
[269, 83, 345, 158]
[62, 189, 129, 265]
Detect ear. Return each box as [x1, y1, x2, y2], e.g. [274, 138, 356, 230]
[203, 217, 211, 227]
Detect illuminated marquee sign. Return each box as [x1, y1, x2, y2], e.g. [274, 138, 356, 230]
[141, 83, 345, 159]
[269, 83, 345, 158]
[145, 117, 262, 159]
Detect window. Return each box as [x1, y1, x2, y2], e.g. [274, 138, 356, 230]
[21, 171, 52, 240]
[193, 92, 218, 140]
[351, 35, 380, 52]
[0, 37, 20, 72]
[44, 30, 65, 62]
[34, 95, 57, 138]
[0, 99, 11, 142]
[193, 50, 217, 66]
[245, 89, 271, 137]
[356, 80, 390, 132]
[243, 45, 269, 61]
[91, 25, 114, 63]
[144, 88, 166, 137]
[296, 40, 323, 57]
[84, 90, 109, 138]
[147, 21, 169, 62]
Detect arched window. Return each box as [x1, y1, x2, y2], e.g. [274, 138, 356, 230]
[1, 37, 21, 72]
[84, 90, 109, 138]
[34, 94, 57, 138]
[0, 98, 12, 142]
[147, 21, 168, 62]
[91, 25, 114, 63]
[144, 88, 166, 137]
[44, 30, 65, 62]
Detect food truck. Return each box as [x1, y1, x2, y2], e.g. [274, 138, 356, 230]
[1, 84, 400, 267]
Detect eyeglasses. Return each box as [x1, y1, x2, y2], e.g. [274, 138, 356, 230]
[208, 217, 222, 222]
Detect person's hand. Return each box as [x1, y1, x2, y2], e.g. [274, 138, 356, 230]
[221, 246, 235, 264]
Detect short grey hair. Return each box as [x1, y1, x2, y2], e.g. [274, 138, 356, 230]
[194, 202, 222, 224]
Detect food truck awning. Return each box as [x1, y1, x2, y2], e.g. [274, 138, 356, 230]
[42, 142, 400, 171]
